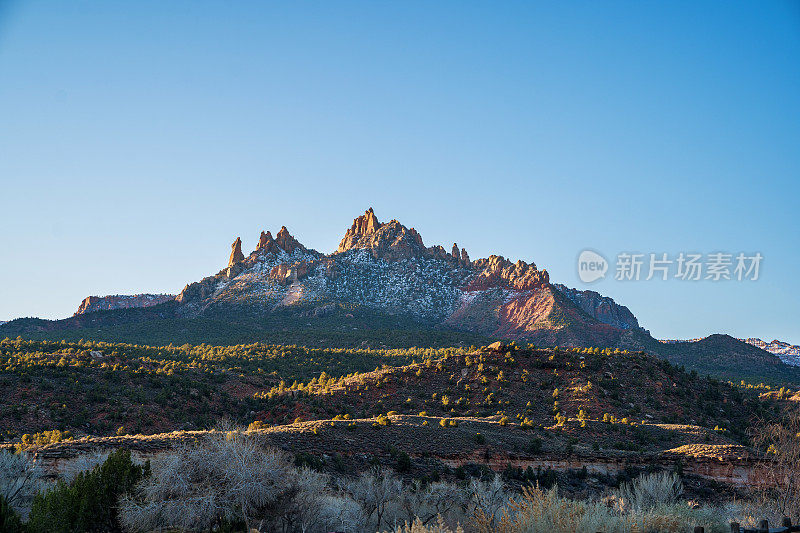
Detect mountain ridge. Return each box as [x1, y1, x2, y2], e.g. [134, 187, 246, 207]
[1, 208, 795, 383]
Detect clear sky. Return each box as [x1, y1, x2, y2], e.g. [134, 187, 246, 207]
[1, 1, 798, 344]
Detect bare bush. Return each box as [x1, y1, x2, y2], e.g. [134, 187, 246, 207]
[340, 467, 403, 530]
[317, 493, 364, 533]
[398, 480, 467, 527]
[61, 451, 111, 483]
[0, 451, 45, 519]
[119, 428, 324, 532]
[751, 405, 800, 522]
[280, 466, 331, 532]
[466, 474, 509, 529]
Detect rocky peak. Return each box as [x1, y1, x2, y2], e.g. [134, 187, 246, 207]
[228, 237, 244, 267]
[337, 208, 382, 253]
[337, 209, 428, 261]
[275, 226, 305, 254]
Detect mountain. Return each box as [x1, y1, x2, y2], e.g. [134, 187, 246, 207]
[742, 338, 800, 366]
[1, 208, 795, 383]
[74, 294, 175, 315]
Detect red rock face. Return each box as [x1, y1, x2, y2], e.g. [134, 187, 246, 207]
[74, 294, 175, 315]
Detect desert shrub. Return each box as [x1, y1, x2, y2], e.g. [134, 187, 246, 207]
[613, 471, 683, 512]
[0, 450, 45, 520]
[374, 414, 391, 427]
[489, 485, 726, 533]
[14, 430, 72, 452]
[119, 428, 329, 533]
[27, 449, 148, 533]
[391, 516, 465, 532]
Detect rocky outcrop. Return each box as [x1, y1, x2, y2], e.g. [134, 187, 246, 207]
[74, 294, 175, 316]
[176, 276, 221, 304]
[269, 261, 311, 285]
[468, 255, 549, 291]
[228, 237, 244, 267]
[553, 284, 641, 330]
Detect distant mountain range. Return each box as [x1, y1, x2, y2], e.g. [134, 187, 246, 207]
[2, 208, 797, 383]
[661, 338, 800, 367]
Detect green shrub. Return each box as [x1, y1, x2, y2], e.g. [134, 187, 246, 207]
[529, 437, 543, 454]
[27, 449, 149, 533]
[0, 495, 23, 533]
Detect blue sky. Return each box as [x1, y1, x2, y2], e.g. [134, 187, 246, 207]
[1, 1, 798, 343]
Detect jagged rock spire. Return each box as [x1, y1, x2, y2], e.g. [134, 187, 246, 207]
[452, 243, 459, 259]
[256, 230, 274, 252]
[228, 237, 244, 267]
[275, 226, 305, 254]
